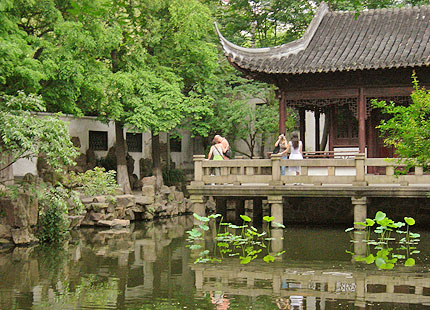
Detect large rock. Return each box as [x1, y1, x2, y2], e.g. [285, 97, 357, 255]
[0, 224, 11, 240]
[71, 136, 81, 148]
[97, 219, 130, 228]
[166, 202, 179, 216]
[116, 195, 135, 209]
[206, 197, 216, 213]
[135, 195, 154, 206]
[139, 176, 156, 187]
[0, 194, 35, 228]
[92, 196, 107, 203]
[124, 209, 135, 221]
[178, 201, 186, 214]
[68, 215, 84, 230]
[89, 212, 105, 222]
[11, 228, 38, 245]
[174, 191, 185, 203]
[130, 204, 146, 213]
[141, 185, 155, 198]
[160, 185, 171, 195]
[90, 203, 109, 212]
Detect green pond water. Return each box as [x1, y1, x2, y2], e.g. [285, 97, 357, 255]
[1, 216, 430, 310]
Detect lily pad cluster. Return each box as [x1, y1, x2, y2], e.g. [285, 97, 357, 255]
[346, 211, 420, 269]
[186, 214, 285, 264]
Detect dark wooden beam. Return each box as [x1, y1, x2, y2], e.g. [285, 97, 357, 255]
[285, 88, 359, 100]
[299, 108, 306, 151]
[315, 110, 320, 151]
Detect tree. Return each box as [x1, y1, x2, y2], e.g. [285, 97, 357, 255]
[1, 0, 219, 193]
[0, 92, 78, 180]
[372, 75, 430, 169]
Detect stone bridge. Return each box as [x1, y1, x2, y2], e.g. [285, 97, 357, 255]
[187, 154, 430, 226]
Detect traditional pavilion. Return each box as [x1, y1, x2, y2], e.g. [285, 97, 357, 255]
[215, 2, 430, 158]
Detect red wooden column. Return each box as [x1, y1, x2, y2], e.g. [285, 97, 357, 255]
[358, 88, 366, 153]
[279, 91, 286, 134]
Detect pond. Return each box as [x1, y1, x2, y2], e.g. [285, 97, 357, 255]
[1, 216, 430, 310]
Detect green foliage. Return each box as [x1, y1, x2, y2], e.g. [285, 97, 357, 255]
[37, 185, 75, 243]
[346, 211, 420, 269]
[372, 75, 430, 169]
[65, 167, 118, 196]
[0, 92, 78, 172]
[162, 167, 186, 187]
[187, 213, 284, 264]
[202, 63, 296, 157]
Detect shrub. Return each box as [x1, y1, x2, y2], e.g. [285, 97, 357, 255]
[162, 167, 185, 187]
[66, 167, 118, 196]
[38, 185, 72, 243]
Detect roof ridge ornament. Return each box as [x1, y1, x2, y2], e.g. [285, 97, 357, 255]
[214, 2, 330, 61]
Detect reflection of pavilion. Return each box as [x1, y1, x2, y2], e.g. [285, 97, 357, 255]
[192, 261, 430, 308]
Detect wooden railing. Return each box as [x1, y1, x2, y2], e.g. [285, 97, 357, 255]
[191, 154, 430, 186]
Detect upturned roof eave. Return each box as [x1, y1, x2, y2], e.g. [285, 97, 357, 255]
[214, 2, 330, 64]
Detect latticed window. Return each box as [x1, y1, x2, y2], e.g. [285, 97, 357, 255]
[170, 136, 182, 152]
[89, 131, 108, 151]
[335, 106, 358, 139]
[126, 133, 142, 152]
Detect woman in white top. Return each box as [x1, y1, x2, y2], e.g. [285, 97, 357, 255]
[284, 132, 303, 175]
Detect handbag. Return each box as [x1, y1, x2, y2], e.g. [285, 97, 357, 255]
[224, 146, 233, 159]
[272, 145, 280, 154]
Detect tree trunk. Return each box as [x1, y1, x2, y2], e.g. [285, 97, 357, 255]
[260, 132, 266, 158]
[115, 121, 132, 194]
[151, 131, 163, 192]
[166, 132, 171, 170]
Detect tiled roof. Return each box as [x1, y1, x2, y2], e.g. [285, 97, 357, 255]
[215, 3, 430, 75]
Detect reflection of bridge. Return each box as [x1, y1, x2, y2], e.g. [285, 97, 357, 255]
[191, 261, 430, 308]
[188, 154, 430, 226]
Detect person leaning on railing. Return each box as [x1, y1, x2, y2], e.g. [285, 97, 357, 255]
[207, 138, 224, 176]
[283, 132, 303, 176]
[275, 133, 288, 175]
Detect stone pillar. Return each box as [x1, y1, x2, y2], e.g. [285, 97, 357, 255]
[273, 274, 281, 294]
[353, 228, 367, 258]
[355, 275, 366, 309]
[190, 195, 205, 225]
[352, 197, 367, 229]
[271, 228, 283, 255]
[270, 154, 282, 186]
[353, 153, 368, 186]
[268, 196, 283, 227]
[191, 155, 205, 186]
[143, 261, 154, 293]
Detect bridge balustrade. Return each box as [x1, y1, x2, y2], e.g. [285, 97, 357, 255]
[192, 154, 429, 187]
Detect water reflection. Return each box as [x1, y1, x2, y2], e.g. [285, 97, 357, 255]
[0, 217, 429, 309]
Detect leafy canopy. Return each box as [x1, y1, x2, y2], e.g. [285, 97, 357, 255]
[0, 92, 78, 172]
[372, 74, 430, 168]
